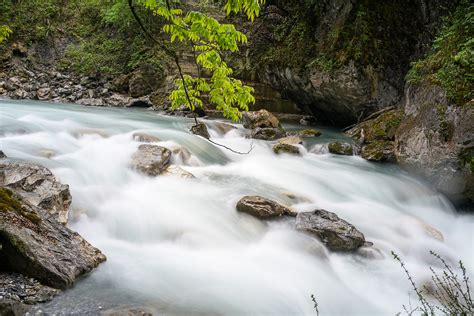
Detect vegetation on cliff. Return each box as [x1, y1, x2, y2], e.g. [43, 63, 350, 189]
[407, 0, 474, 106]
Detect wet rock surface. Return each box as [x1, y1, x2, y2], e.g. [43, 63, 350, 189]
[131, 145, 172, 176]
[295, 209, 365, 251]
[236, 195, 296, 218]
[0, 188, 106, 289]
[0, 161, 72, 225]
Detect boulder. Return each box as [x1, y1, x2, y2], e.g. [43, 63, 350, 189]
[241, 110, 281, 129]
[346, 108, 402, 163]
[162, 165, 195, 178]
[360, 140, 396, 162]
[328, 142, 354, 155]
[273, 136, 303, 155]
[236, 195, 296, 218]
[250, 127, 286, 141]
[131, 145, 171, 176]
[0, 162, 72, 225]
[0, 150, 6, 159]
[190, 123, 210, 139]
[295, 209, 365, 251]
[132, 132, 160, 143]
[0, 188, 106, 289]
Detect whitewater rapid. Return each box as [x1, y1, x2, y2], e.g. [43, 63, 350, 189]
[1, 99, 473, 315]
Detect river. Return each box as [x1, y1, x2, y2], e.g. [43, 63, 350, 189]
[1, 99, 473, 315]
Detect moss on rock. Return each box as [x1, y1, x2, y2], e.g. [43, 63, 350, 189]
[0, 188, 41, 223]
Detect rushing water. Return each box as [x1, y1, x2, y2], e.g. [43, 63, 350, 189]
[1, 99, 473, 315]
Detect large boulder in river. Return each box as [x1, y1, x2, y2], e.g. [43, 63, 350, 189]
[0, 162, 72, 225]
[295, 209, 365, 251]
[0, 188, 106, 289]
[236, 195, 296, 218]
[347, 108, 402, 163]
[131, 145, 171, 176]
[242, 109, 281, 129]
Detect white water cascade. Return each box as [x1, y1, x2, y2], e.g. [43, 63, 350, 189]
[1, 100, 473, 315]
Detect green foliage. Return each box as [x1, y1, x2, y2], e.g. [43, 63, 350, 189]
[0, 25, 11, 44]
[407, 1, 474, 105]
[392, 251, 473, 316]
[137, 0, 263, 121]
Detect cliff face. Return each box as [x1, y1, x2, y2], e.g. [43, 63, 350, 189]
[395, 83, 473, 205]
[241, 0, 457, 125]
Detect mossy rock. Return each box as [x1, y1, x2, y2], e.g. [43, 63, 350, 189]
[328, 142, 354, 155]
[360, 141, 396, 162]
[0, 188, 41, 223]
[348, 109, 403, 142]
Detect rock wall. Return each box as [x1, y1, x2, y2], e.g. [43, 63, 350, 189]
[396, 82, 473, 205]
[241, 0, 457, 125]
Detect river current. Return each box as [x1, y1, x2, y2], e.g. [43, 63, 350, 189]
[1, 99, 473, 315]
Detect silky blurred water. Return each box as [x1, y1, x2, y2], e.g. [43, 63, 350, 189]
[1, 99, 473, 315]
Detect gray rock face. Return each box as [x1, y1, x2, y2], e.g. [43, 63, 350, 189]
[242, 109, 281, 129]
[236, 195, 296, 218]
[190, 123, 210, 139]
[0, 162, 72, 225]
[131, 145, 171, 176]
[395, 82, 473, 205]
[295, 209, 365, 251]
[328, 142, 354, 155]
[0, 188, 106, 289]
